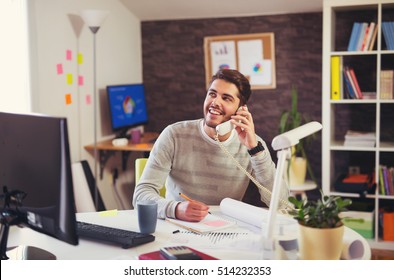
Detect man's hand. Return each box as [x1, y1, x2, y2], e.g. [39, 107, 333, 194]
[231, 105, 258, 149]
[175, 200, 209, 222]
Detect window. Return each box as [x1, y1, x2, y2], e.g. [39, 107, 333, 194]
[0, 0, 31, 113]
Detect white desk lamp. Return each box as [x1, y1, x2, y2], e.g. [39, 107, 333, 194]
[262, 121, 322, 259]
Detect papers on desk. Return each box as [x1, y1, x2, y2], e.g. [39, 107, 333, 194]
[165, 213, 236, 233]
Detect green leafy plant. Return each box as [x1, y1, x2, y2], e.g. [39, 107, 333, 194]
[288, 192, 352, 228]
[279, 85, 316, 182]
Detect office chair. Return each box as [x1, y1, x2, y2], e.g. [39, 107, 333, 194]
[72, 160, 106, 212]
[135, 158, 166, 197]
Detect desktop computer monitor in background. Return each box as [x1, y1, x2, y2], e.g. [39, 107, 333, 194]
[106, 84, 149, 138]
[0, 112, 78, 259]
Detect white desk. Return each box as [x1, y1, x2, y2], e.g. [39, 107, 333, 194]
[6, 208, 371, 260]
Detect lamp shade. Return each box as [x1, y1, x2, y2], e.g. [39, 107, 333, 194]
[271, 121, 322, 151]
[80, 10, 109, 30]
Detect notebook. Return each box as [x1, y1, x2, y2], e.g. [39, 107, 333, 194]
[165, 213, 236, 234]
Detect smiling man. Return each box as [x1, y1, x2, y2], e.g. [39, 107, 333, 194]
[132, 69, 288, 222]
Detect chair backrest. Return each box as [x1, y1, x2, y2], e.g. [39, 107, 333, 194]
[72, 160, 106, 212]
[135, 158, 166, 197]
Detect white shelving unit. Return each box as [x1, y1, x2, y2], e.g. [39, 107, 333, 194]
[322, 0, 394, 250]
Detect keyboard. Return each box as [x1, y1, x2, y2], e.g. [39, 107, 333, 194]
[76, 221, 155, 249]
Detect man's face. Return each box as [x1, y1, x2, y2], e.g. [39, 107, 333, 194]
[203, 79, 241, 129]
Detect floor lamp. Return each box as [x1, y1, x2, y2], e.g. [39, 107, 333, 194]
[80, 10, 109, 210]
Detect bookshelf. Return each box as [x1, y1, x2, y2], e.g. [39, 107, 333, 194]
[322, 0, 394, 250]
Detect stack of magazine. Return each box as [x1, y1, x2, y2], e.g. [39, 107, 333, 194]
[344, 130, 376, 147]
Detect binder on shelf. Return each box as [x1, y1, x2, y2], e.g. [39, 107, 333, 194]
[331, 56, 341, 100]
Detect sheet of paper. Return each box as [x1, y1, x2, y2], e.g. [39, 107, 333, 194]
[166, 213, 236, 233]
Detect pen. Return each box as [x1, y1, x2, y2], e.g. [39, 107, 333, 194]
[179, 192, 211, 214]
[179, 192, 193, 201]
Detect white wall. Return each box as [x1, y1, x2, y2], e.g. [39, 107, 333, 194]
[28, 0, 142, 210]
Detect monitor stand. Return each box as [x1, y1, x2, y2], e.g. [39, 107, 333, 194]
[6, 245, 56, 260]
[115, 128, 130, 139]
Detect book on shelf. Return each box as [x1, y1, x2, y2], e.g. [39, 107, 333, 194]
[356, 22, 368, 51]
[361, 91, 376, 100]
[347, 22, 377, 51]
[343, 70, 357, 99]
[368, 23, 378, 51]
[379, 165, 394, 196]
[345, 130, 376, 140]
[382, 22, 394, 50]
[331, 56, 341, 100]
[348, 68, 363, 99]
[344, 130, 376, 147]
[380, 70, 394, 100]
[361, 22, 375, 51]
[344, 139, 375, 147]
[347, 22, 361, 51]
[343, 66, 362, 99]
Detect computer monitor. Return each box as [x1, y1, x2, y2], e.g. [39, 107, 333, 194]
[106, 84, 149, 138]
[0, 112, 78, 260]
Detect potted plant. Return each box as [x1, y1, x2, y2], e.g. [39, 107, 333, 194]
[288, 192, 352, 259]
[279, 85, 317, 186]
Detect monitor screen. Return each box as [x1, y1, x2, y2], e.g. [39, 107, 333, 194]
[0, 112, 78, 259]
[106, 84, 148, 138]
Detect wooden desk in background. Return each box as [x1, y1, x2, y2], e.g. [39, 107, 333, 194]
[84, 132, 159, 179]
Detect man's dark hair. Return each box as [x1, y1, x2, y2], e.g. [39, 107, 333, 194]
[210, 69, 252, 106]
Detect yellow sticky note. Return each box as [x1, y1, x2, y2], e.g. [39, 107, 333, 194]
[66, 73, 73, 85]
[65, 93, 72, 105]
[77, 53, 83, 64]
[99, 209, 118, 217]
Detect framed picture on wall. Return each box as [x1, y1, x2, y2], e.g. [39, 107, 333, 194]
[204, 32, 276, 90]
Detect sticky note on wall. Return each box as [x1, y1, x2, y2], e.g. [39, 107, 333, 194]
[65, 93, 72, 105]
[66, 73, 73, 85]
[56, 63, 63, 75]
[66, 49, 72, 61]
[77, 53, 83, 64]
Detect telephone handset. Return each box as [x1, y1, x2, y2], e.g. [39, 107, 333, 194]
[215, 120, 235, 136]
[215, 107, 243, 136]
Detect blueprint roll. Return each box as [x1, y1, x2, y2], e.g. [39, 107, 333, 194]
[219, 198, 297, 246]
[340, 231, 366, 260]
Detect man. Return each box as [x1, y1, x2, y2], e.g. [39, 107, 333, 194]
[133, 69, 288, 222]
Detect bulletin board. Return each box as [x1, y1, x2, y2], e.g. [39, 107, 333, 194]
[204, 32, 276, 90]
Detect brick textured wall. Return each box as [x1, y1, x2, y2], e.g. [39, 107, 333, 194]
[141, 13, 323, 189]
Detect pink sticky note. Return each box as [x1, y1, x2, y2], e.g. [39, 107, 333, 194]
[78, 75, 84, 86]
[85, 94, 91, 105]
[66, 49, 72, 61]
[56, 63, 63, 75]
[204, 220, 228, 227]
